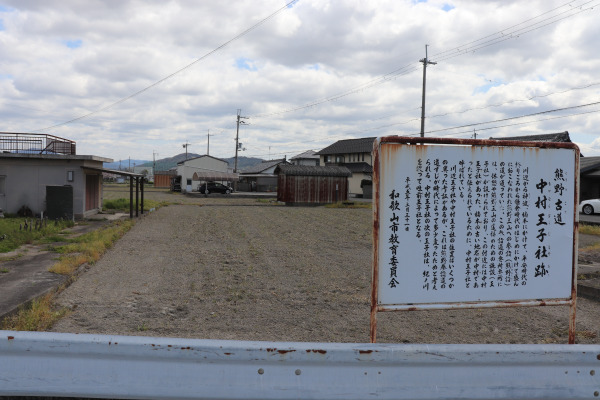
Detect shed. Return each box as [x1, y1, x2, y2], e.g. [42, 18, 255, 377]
[275, 165, 351, 205]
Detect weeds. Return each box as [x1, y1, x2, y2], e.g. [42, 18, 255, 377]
[324, 201, 372, 209]
[1, 293, 69, 331]
[0, 218, 75, 253]
[49, 219, 135, 275]
[1, 219, 135, 332]
[579, 224, 600, 236]
[104, 198, 169, 212]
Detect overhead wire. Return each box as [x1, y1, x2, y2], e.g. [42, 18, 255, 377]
[33, 0, 300, 133]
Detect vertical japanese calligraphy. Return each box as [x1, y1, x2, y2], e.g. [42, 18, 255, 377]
[378, 143, 576, 305]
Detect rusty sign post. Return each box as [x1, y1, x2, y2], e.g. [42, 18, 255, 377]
[372, 136, 580, 343]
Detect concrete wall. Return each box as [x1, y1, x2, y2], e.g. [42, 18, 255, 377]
[0, 156, 105, 218]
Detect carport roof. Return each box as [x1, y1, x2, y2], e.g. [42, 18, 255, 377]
[81, 166, 143, 177]
[192, 171, 239, 180]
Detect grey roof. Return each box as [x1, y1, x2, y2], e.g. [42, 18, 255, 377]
[489, 131, 571, 143]
[177, 154, 229, 166]
[342, 162, 373, 174]
[580, 156, 600, 173]
[290, 150, 319, 160]
[316, 137, 376, 155]
[275, 164, 352, 177]
[241, 159, 288, 174]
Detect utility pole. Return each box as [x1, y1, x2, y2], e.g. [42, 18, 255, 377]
[182, 141, 191, 160]
[473, 129, 477, 139]
[419, 44, 437, 138]
[234, 109, 248, 191]
[153, 150, 158, 173]
[207, 129, 214, 155]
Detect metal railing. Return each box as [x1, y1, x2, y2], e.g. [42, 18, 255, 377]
[0, 132, 76, 155]
[1, 330, 599, 399]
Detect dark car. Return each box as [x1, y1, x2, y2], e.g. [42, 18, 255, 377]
[198, 182, 233, 194]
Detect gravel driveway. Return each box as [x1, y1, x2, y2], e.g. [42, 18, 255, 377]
[51, 202, 600, 344]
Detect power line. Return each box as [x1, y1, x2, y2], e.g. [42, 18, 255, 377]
[250, 0, 598, 120]
[423, 100, 600, 135]
[33, 0, 300, 133]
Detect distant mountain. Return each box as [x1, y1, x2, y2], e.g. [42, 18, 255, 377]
[135, 154, 264, 172]
[223, 156, 265, 170]
[104, 159, 150, 170]
[138, 153, 202, 171]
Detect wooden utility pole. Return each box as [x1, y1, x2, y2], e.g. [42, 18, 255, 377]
[182, 141, 191, 160]
[420, 45, 437, 138]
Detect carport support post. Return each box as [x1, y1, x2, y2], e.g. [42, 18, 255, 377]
[141, 177, 144, 215]
[129, 177, 133, 218]
[135, 177, 139, 217]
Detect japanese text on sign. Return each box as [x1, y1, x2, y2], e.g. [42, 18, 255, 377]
[378, 144, 576, 306]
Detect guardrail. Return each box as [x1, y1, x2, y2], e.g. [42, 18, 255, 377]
[1, 330, 599, 399]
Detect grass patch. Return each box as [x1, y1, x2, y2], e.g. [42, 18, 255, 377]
[0, 267, 9, 273]
[49, 219, 135, 275]
[1, 293, 69, 331]
[0, 218, 75, 253]
[1, 219, 135, 331]
[324, 201, 372, 209]
[103, 198, 169, 212]
[580, 224, 600, 236]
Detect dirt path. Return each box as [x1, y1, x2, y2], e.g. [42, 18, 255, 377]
[51, 203, 600, 344]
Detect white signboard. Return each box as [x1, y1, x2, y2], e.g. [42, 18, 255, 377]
[376, 140, 577, 307]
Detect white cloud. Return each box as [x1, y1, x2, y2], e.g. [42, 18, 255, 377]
[0, 0, 598, 161]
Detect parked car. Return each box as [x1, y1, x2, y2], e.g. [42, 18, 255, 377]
[579, 198, 600, 215]
[198, 182, 233, 194]
[170, 176, 182, 192]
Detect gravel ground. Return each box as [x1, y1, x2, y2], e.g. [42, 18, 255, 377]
[50, 197, 600, 344]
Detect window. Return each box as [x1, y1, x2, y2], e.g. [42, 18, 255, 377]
[67, 170, 74, 182]
[0, 176, 5, 195]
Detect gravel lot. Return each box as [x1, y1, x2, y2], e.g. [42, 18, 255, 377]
[51, 191, 600, 344]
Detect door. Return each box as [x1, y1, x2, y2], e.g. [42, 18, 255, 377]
[85, 174, 100, 211]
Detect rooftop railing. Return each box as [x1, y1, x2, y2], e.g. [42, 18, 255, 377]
[0, 132, 76, 155]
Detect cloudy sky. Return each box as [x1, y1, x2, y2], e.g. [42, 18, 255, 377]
[1, 0, 599, 162]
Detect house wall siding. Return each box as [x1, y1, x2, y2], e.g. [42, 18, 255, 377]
[0, 157, 104, 218]
[277, 174, 348, 204]
[176, 157, 229, 192]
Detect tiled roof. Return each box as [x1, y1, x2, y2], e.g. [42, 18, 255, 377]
[275, 164, 352, 177]
[342, 162, 373, 174]
[580, 156, 600, 173]
[290, 150, 319, 160]
[316, 137, 376, 155]
[241, 159, 287, 174]
[489, 131, 571, 143]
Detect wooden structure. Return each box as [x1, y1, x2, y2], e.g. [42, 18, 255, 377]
[154, 170, 176, 188]
[275, 165, 351, 205]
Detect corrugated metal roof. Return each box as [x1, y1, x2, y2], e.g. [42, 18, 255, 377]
[275, 164, 352, 177]
[316, 137, 376, 155]
[489, 131, 571, 143]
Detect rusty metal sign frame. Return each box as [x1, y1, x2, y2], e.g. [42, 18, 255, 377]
[371, 136, 580, 344]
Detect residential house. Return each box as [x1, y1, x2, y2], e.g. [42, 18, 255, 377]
[290, 150, 319, 166]
[316, 137, 376, 197]
[490, 131, 572, 143]
[580, 156, 600, 201]
[239, 159, 289, 192]
[176, 155, 232, 192]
